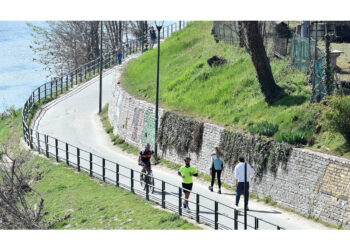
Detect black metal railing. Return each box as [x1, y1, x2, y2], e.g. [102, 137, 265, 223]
[21, 20, 284, 230]
[27, 130, 284, 230]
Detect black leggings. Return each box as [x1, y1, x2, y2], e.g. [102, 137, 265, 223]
[210, 169, 222, 189]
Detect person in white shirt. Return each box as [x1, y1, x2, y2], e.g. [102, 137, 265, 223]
[208, 146, 224, 194]
[234, 156, 255, 210]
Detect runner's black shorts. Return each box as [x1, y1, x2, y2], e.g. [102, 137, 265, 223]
[182, 183, 193, 194]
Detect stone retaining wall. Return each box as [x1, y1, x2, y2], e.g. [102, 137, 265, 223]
[108, 83, 350, 228]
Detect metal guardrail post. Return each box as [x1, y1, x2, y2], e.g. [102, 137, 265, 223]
[50, 80, 52, 98]
[179, 187, 182, 216]
[75, 69, 78, 85]
[55, 79, 58, 98]
[30, 129, 33, 149]
[55, 138, 58, 162]
[44, 83, 47, 98]
[66, 75, 69, 91]
[60, 77, 63, 94]
[196, 194, 200, 223]
[84, 65, 87, 80]
[277, 226, 281, 230]
[146, 174, 149, 200]
[45, 135, 49, 158]
[234, 209, 238, 230]
[77, 147, 80, 172]
[79, 68, 82, 83]
[130, 169, 134, 193]
[37, 132, 40, 153]
[255, 217, 259, 230]
[65, 143, 69, 165]
[38, 88, 41, 103]
[215, 201, 218, 230]
[103, 158, 106, 182]
[162, 181, 165, 208]
[116, 164, 119, 187]
[93, 62, 95, 75]
[89, 152, 93, 177]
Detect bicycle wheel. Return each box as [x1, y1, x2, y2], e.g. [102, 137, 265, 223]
[149, 171, 155, 194]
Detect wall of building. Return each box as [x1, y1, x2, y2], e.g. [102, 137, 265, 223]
[109, 83, 350, 228]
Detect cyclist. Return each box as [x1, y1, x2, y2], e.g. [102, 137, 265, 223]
[178, 157, 198, 210]
[138, 142, 157, 176]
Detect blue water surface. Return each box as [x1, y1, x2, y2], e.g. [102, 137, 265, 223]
[0, 21, 48, 113]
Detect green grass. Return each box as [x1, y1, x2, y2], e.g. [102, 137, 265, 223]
[0, 109, 22, 145]
[121, 21, 350, 158]
[31, 157, 200, 229]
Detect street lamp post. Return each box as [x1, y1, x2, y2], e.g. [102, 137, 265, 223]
[244, 160, 247, 230]
[154, 21, 164, 158]
[141, 21, 144, 53]
[99, 21, 103, 114]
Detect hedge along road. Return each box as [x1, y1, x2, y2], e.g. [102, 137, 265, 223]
[31, 52, 328, 230]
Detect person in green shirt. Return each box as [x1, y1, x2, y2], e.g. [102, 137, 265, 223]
[178, 157, 198, 210]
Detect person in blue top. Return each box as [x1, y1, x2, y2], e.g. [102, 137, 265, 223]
[208, 146, 224, 194]
[149, 26, 157, 49]
[116, 42, 124, 65]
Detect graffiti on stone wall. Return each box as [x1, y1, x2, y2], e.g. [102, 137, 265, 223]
[131, 107, 144, 143]
[141, 109, 155, 147]
[113, 91, 124, 134]
[207, 139, 214, 152]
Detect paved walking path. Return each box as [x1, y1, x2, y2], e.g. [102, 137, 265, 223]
[32, 54, 328, 230]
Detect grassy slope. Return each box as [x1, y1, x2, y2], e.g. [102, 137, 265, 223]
[0, 109, 22, 145]
[0, 112, 199, 230]
[121, 21, 350, 158]
[33, 157, 199, 229]
[122, 22, 310, 134]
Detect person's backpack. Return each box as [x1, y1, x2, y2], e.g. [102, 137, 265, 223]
[212, 155, 222, 170]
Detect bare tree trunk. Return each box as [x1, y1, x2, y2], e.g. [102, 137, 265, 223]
[118, 21, 122, 43]
[243, 21, 283, 105]
[238, 21, 245, 48]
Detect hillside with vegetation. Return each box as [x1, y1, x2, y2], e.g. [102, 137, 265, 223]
[121, 21, 350, 158]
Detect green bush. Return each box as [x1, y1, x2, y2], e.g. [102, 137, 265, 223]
[322, 95, 350, 145]
[275, 131, 307, 145]
[248, 121, 279, 137]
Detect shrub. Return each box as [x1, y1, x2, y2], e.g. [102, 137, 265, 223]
[275, 131, 307, 145]
[248, 121, 279, 137]
[321, 95, 350, 145]
[263, 195, 271, 204]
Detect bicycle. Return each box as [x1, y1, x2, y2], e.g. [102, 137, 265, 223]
[139, 162, 154, 194]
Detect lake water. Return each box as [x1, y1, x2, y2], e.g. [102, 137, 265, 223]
[0, 21, 48, 113]
[0, 21, 179, 113]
